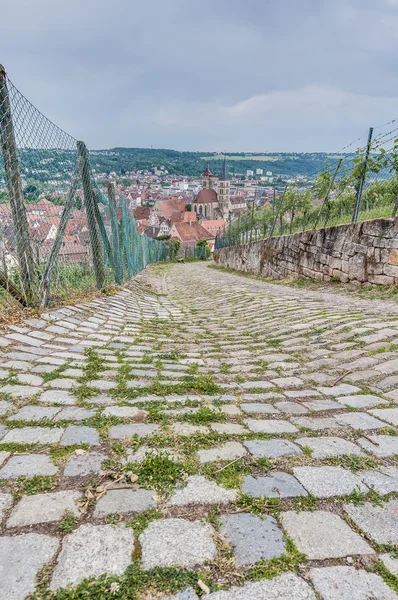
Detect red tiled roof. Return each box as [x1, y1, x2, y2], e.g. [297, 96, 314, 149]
[194, 189, 218, 204]
[170, 221, 214, 243]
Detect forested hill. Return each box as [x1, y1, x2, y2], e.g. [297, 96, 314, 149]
[89, 148, 345, 178]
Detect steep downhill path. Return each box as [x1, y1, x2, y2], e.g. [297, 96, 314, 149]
[0, 262, 397, 599]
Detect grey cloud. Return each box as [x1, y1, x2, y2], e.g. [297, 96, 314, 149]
[1, 0, 398, 150]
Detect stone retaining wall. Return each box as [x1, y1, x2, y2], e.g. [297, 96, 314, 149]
[214, 218, 398, 285]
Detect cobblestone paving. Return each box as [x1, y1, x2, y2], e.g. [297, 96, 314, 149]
[1, 262, 398, 598]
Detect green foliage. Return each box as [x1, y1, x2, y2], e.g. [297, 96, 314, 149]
[13, 475, 57, 499]
[126, 454, 185, 494]
[127, 508, 162, 537]
[181, 406, 226, 425]
[30, 560, 214, 599]
[248, 535, 306, 580]
[58, 512, 78, 534]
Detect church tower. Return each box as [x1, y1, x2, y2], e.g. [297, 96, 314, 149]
[218, 156, 231, 220]
[201, 164, 217, 190]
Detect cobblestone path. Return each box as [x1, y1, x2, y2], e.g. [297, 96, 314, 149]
[1, 261, 398, 599]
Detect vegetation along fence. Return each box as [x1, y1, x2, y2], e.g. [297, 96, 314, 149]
[0, 66, 173, 314]
[216, 123, 398, 250]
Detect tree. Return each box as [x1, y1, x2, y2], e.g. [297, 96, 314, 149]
[185, 203, 192, 211]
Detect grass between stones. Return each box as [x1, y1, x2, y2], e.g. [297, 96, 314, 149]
[30, 562, 215, 600]
[12, 474, 58, 499]
[58, 511, 78, 534]
[248, 535, 306, 581]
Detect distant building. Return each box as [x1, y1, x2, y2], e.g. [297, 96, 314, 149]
[266, 171, 273, 177]
[246, 170, 254, 177]
[192, 158, 231, 220]
[256, 168, 263, 175]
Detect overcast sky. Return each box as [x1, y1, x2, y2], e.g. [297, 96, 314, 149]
[2, 0, 398, 152]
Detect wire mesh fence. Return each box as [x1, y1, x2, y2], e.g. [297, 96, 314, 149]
[216, 125, 398, 250]
[0, 66, 172, 315]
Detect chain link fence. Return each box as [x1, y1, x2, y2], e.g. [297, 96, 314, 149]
[0, 66, 172, 316]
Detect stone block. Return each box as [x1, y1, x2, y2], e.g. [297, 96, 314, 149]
[168, 476, 237, 506]
[139, 518, 216, 569]
[7, 490, 80, 528]
[281, 511, 373, 559]
[64, 452, 107, 476]
[94, 489, 157, 516]
[0, 534, 59, 599]
[244, 439, 302, 459]
[344, 499, 398, 544]
[293, 466, 368, 497]
[206, 572, 316, 600]
[196, 441, 247, 464]
[311, 566, 396, 600]
[50, 524, 134, 590]
[0, 454, 58, 478]
[243, 473, 307, 498]
[219, 513, 285, 566]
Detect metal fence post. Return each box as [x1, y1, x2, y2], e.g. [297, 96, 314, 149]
[77, 141, 105, 289]
[107, 182, 123, 285]
[39, 158, 82, 306]
[352, 127, 373, 223]
[0, 65, 37, 304]
[313, 158, 343, 230]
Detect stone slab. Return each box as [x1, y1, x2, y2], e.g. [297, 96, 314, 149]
[102, 406, 148, 419]
[206, 572, 317, 600]
[39, 390, 76, 405]
[0, 533, 59, 599]
[335, 413, 388, 430]
[94, 489, 157, 516]
[220, 513, 285, 566]
[0, 493, 12, 523]
[296, 436, 363, 458]
[210, 423, 247, 435]
[358, 466, 398, 495]
[60, 425, 100, 446]
[380, 553, 398, 576]
[0, 384, 41, 398]
[310, 566, 396, 600]
[108, 423, 160, 439]
[245, 419, 298, 434]
[336, 394, 388, 409]
[275, 401, 309, 414]
[317, 384, 361, 396]
[344, 499, 398, 544]
[196, 441, 247, 464]
[7, 490, 81, 528]
[2, 426, 63, 445]
[50, 524, 134, 590]
[358, 435, 398, 456]
[243, 472, 307, 498]
[0, 454, 58, 478]
[168, 476, 237, 506]
[293, 466, 368, 498]
[240, 403, 280, 414]
[64, 451, 107, 477]
[7, 406, 60, 422]
[281, 511, 374, 559]
[139, 518, 216, 569]
[370, 407, 398, 426]
[0, 451, 10, 466]
[244, 439, 302, 459]
[54, 407, 96, 421]
[292, 416, 341, 431]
